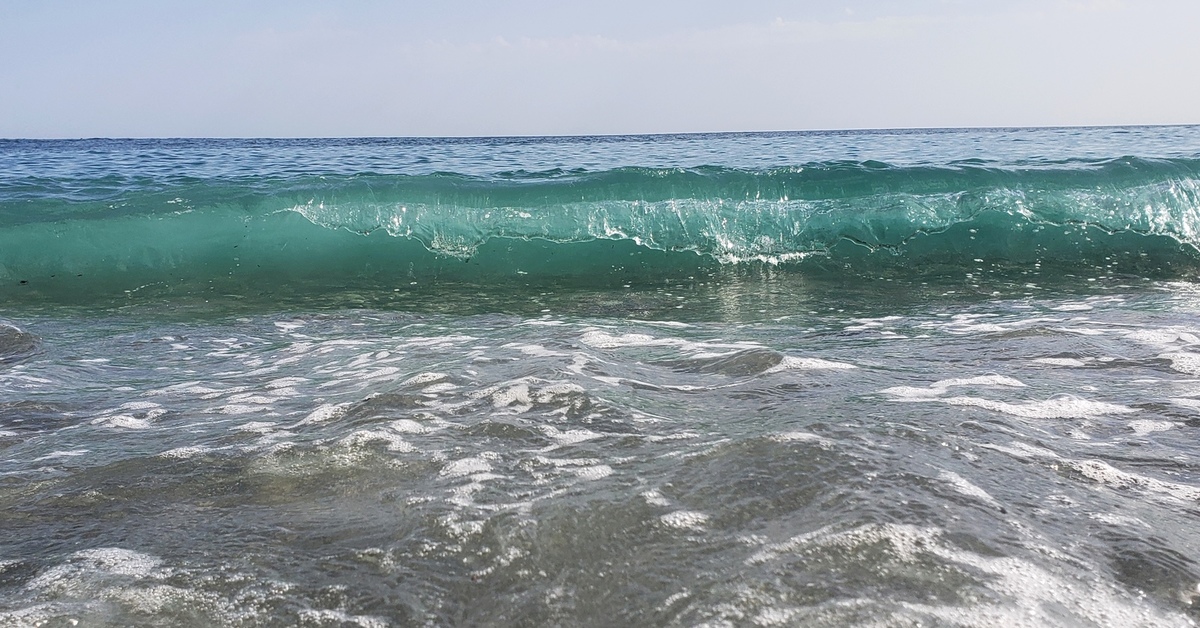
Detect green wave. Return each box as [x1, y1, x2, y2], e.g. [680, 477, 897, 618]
[2, 160, 1200, 303]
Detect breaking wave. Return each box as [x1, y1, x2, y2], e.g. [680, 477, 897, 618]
[2, 158, 1200, 301]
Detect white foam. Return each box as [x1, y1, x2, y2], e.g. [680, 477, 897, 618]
[534, 382, 586, 402]
[266, 376, 308, 388]
[641, 489, 672, 507]
[745, 523, 1190, 626]
[28, 548, 164, 593]
[297, 609, 389, 628]
[881, 375, 1026, 400]
[1128, 419, 1173, 436]
[1089, 512, 1151, 528]
[573, 465, 613, 480]
[92, 414, 152, 429]
[938, 470, 1001, 507]
[660, 510, 710, 530]
[491, 384, 531, 409]
[519, 319, 568, 327]
[157, 446, 209, 459]
[1125, 328, 1200, 348]
[764, 356, 856, 372]
[441, 457, 493, 477]
[903, 548, 1193, 627]
[318, 339, 371, 347]
[820, 523, 936, 561]
[357, 366, 401, 381]
[880, 385, 946, 400]
[1169, 397, 1200, 413]
[400, 334, 477, 348]
[750, 523, 936, 566]
[945, 322, 1008, 334]
[236, 421, 278, 433]
[689, 350, 739, 360]
[935, 375, 1027, 389]
[579, 329, 759, 354]
[225, 393, 278, 405]
[629, 319, 694, 328]
[339, 429, 415, 453]
[388, 419, 434, 434]
[0, 603, 68, 628]
[295, 403, 347, 426]
[541, 426, 602, 445]
[217, 404, 270, 415]
[746, 524, 838, 565]
[882, 374, 1131, 419]
[1070, 459, 1200, 501]
[941, 395, 1134, 419]
[1055, 326, 1107, 336]
[769, 431, 831, 446]
[754, 607, 800, 626]
[580, 331, 671, 349]
[657, 589, 691, 611]
[401, 372, 448, 386]
[145, 382, 230, 399]
[1160, 351, 1200, 375]
[33, 449, 88, 461]
[980, 441, 1061, 460]
[1033, 357, 1089, 367]
[119, 401, 161, 411]
[504, 342, 569, 357]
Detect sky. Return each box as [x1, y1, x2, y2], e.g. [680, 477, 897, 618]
[1, 0, 1197, 138]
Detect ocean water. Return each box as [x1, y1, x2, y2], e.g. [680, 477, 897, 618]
[2, 127, 1200, 626]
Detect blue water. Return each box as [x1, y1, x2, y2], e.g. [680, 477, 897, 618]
[2, 128, 1200, 626]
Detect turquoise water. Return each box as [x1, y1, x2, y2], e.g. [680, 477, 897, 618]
[2, 128, 1200, 626]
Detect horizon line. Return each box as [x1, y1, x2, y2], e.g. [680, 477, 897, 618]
[3, 122, 1198, 142]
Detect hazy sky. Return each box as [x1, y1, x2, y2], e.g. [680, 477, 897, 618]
[2, 0, 1197, 137]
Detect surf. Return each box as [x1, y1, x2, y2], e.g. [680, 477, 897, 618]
[2, 156, 1199, 303]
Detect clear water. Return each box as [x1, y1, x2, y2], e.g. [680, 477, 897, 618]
[2, 128, 1200, 626]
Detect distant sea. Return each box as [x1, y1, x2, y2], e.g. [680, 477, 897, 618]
[2, 127, 1200, 626]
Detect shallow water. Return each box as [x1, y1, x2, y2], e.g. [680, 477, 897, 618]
[3, 129, 1200, 626]
[2, 279, 1199, 626]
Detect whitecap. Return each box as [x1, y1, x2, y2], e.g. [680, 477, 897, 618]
[1033, 357, 1089, 367]
[1128, 419, 1173, 436]
[764, 356, 856, 372]
[660, 510, 710, 530]
[1160, 351, 1200, 375]
[401, 372, 448, 386]
[28, 548, 164, 593]
[266, 376, 309, 388]
[92, 414, 153, 429]
[941, 395, 1134, 419]
[441, 457, 493, 477]
[339, 429, 415, 453]
[1070, 459, 1200, 501]
[573, 465, 613, 480]
[938, 470, 1001, 507]
[297, 609, 389, 628]
[880, 375, 1026, 400]
[541, 426, 602, 445]
[769, 431, 827, 443]
[295, 403, 347, 425]
[641, 489, 672, 507]
[157, 446, 210, 459]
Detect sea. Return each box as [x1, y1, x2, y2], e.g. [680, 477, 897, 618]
[2, 127, 1200, 627]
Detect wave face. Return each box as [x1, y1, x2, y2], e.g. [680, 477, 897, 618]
[2, 130, 1200, 302]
